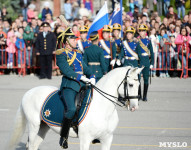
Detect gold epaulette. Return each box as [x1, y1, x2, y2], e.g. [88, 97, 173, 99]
[55, 48, 65, 55]
[75, 49, 82, 54]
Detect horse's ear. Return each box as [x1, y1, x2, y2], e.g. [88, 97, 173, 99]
[130, 67, 137, 75]
[136, 66, 144, 75]
[126, 66, 131, 70]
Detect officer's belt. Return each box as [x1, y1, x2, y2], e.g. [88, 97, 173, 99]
[141, 53, 149, 56]
[88, 62, 100, 66]
[76, 71, 83, 75]
[104, 55, 111, 59]
[125, 56, 136, 60]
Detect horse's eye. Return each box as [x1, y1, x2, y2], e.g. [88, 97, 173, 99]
[129, 84, 133, 87]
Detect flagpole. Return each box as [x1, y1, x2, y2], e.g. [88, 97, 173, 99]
[120, 0, 123, 38]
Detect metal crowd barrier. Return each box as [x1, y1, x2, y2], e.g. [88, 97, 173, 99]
[0, 45, 58, 76]
[0, 43, 190, 78]
[153, 43, 190, 78]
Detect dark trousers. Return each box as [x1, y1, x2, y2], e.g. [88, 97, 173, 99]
[142, 66, 149, 84]
[62, 88, 77, 119]
[39, 55, 52, 79]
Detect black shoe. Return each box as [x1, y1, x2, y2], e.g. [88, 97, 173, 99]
[59, 137, 68, 149]
[142, 97, 147, 101]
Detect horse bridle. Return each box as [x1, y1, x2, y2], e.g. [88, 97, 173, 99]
[117, 68, 140, 105]
[91, 68, 139, 107]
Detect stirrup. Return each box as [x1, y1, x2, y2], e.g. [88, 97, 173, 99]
[59, 137, 68, 149]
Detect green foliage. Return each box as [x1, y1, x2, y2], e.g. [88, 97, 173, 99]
[123, 0, 129, 12]
[0, 0, 22, 21]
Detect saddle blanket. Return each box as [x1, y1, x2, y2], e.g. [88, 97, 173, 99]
[41, 90, 92, 127]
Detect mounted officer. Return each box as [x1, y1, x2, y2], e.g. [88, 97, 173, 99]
[83, 31, 107, 81]
[137, 24, 154, 101]
[77, 26, 91, 53]
[112, 23, 122, 67]
[99, 25, 116, 72]
[56, 27, 96, 149]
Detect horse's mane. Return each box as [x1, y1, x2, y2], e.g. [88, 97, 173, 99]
[96, 67, 130, 87]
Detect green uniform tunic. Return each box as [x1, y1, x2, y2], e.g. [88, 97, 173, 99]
[83, 44, 107, 81]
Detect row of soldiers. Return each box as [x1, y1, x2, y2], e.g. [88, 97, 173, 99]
[76, 23, 154, 101]
[55, 22, 154, 148]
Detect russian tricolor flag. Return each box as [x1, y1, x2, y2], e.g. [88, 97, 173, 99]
[87, 1, 109, 39]
[110, 0, 123, 37]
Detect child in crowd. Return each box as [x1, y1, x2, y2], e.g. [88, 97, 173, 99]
[6, 30, 16, 68]
[23, 25, 34, 66]
[15, 32, 25, 68]
[160, 33, 171, 77]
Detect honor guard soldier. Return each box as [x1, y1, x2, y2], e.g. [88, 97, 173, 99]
[119, 26, 142, 100]
[99, 25, 117, 72]
[56, 27, 96, 149]
[84, 31, 107, 81]
[77, 26, 91, 53]
[137, 24, 154, 101]
[36, 22, 57, 79]
[119, 26, 139, 67]
[112, 23, 122, 66]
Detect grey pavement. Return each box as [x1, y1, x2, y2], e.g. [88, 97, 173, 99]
[0, 75, 191, 150]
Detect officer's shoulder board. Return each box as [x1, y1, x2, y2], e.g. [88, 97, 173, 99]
[75, 49, 82, 54]
[55, 48, 65, 55]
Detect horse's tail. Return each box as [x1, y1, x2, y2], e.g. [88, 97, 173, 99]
[5, 104, 26, 150]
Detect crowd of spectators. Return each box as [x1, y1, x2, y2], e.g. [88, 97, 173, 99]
[0, 0, 191, 78]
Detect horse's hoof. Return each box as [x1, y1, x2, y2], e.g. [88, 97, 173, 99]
[92, 139, 100, 144]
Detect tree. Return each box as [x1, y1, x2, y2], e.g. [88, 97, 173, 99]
[0, 0, 22, 21]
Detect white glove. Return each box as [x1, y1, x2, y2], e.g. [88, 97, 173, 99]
[80, 76, 90, 83]
[90, 78, 96, 85]
[121, 58, 125, 64]
[116, 59, 121, 66]
[110, 59, 116, 67]
[150, 65, 153, 69]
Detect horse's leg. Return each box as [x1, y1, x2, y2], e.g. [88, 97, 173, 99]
[27, 122, 40, 150]
[33, 122, 50, 150]
[79, 134, 92, 150]
[100, 134, 113, 150]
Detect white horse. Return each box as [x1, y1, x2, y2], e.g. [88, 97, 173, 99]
[6, 66, 143, 150]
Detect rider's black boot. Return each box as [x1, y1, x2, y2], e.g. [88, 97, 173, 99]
[59, 118, 72, 149]
[143, 84, 149, 102]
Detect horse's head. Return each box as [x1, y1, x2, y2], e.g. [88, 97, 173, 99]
[117, 66, 144, 112]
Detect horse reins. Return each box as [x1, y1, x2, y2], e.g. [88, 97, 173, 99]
[90, 69, 139, 107]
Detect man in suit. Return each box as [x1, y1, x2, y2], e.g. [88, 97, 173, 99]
[35, 22, 56, 79]
[83, 31, 106, 81]
[56, 26, 95, 149]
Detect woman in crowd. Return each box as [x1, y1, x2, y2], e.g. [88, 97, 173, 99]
[175, 26, 191, 78]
